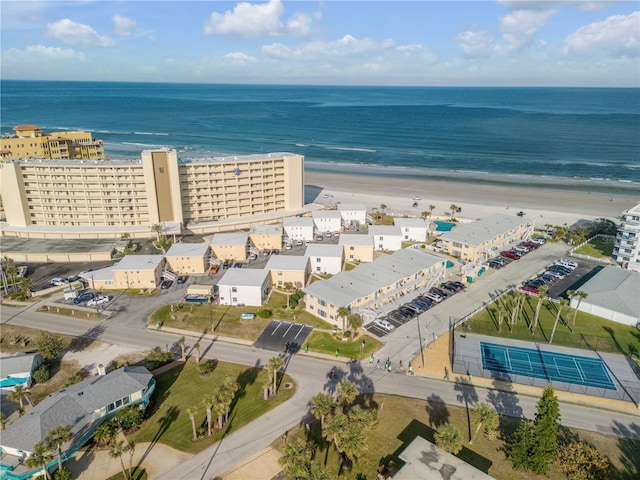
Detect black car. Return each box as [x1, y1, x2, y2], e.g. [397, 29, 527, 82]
[524, 279, 545, 289]
[222, 260, 231, 269]
[176, 275, 188, 284]
[161, 280, 173, 289]
[488, 260, 504, 269]
[440, 283, 458, 294]
[431, 287, 450, 298]
[233, 262, 243, 268]
[73, 292, 95, 304]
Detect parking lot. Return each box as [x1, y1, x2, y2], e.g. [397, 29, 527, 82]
[519, 256, 604, 299]
[254, 320, 313, 352]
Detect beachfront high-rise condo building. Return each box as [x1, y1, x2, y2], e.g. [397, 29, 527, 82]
[613, 203, 640, 272]
[0, 125, 105, 161]
[0, 148, 304, 239]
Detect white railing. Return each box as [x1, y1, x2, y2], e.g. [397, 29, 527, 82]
[568, 234, 617, 265]
[452, 286, 515, 329]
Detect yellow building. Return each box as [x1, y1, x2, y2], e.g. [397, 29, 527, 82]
[0, 148, 304, 238]
[210, 232, 249, 262]
[265, 255, 310, 288]
[164, 242, 211, 275]
[249, 224, 283, 251]
[87, 255, 165, 290]
[339, 234, 374, 263]
[0, 125, 105, 161]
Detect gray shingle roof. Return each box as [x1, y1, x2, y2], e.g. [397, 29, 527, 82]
[438, 214, 530, 247]
[283, 216, 314, 227]
[0, 352, 42, 377]
[304, 244, 343, 258]
[0, 366, 152, 453]
[339, 234, 373, 246]
[165, 242, 210, 257]
[210, 231, 249, 246]
[218, 268, 270, 287]
[265, 255, 309, 271]
[249, 224, 283, 236]
[577, 267, 640, 318]
[303, 249, 444, 307]
[113, 255, 165, 271]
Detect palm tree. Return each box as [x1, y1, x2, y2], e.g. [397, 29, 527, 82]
[16, 405, 25, 418]
[435, 425, 463, 454]
[25, 441, 54, 480]
[449, 204, 458, 219]
[0, 412, 6, 431]
[179, 336, 186, 361]
[93, 421, 118, 446]
[336, 380, 359, 413]
[281, 282, 296, 309]
[323, 412, 348, 452]
[186, 407, 198, 441]
[46, 424, 73, 473]
[8, 384, 30, 409]
[337, 306, 350, 334]
[549, 298, 568, 344]
[151, 223, 162, 241]
[571, 290, 588, 332]
[347, 313, 362, 334]
[379, 203, 388, 219]
[213, 394, 226, 430]
[307, 462, 335, 480]
[509, 291, 523, 326]
[470, 403, 498, 444]
[125, 440, 136, 479]
[221, 376, 239, 424]
[496, 306, 506, 333]
[267, 356, 284, 396]
[278, 436, 313, 479]
[203, 395, 214, 436]
[311, 392, 335, 429]
[108, 440, 128, 480]
[193, 342, 201, 364]
[421, 211, 430, 220]
[531, 285, 549, 335]
[337, 422, 368, 470]
[428, 204, 436, 217]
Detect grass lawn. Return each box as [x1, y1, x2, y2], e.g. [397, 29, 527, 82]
[150, 292, 331, 341]
[304, 331, 382, 359]
[460, 293, 640, 357]
[278, 393, 639, 480]
[129, 359, 295, 454]
[573, 236, 615, 259]
[106, 467, 147, 480]
[36, 304, 105, 321]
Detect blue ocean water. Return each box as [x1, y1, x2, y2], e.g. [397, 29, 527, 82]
[1, 80, 638, 191]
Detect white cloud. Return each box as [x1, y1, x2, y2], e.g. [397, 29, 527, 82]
[563, 11, 639, 57]
[3, 44, 85, 62]
[224, 52, 258, 64]
[455, 30, 496, 58]
[499, 9, 556, 51]
[499, 1, 609, 12]
[113, 15, 137, 36]
[205, 0, 285, 36]
[286, 12, 318, 37]
[47, 19, 115, 47]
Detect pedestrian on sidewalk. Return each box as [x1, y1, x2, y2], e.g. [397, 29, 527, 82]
[444, 367, 449, 380]
[304, 344, 309, 353]
[408, 363, 413, 375]
[335, 348, 339, 358]
[369, 354, 374, 364]
[376, 359, 381, 369]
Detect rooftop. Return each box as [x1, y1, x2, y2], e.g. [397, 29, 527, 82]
[438, 213, 531, 247]
[113, 255, 164, 271]
[304, 244, 344, 258]
[249, 224, 283, 236]
[577, 267, 640, 318]
[283, 216, 315, 227]
[0, 352, 42, 377]
[210, 231, 249, 246]
[394, 218, 428, 228]
[339, 234, 374, 247]
[165, 242, 210, 257]
[337, 203, 366, 212]
[369, 225, 403, 236]
[312, 210, 342, 219]
[265, 255, 310, 271]
[217, 268, 269, 287]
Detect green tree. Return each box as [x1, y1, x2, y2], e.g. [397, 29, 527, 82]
[507, 420, 533, 470]
[53, 466, 72, 480]
[531, 285, 549, 334]
[0, 412, 6, 430]
[307, 462, 336, 480]
[267, 356, 284, 396]
[530, 385, 561, 475]
[571, 291, 588, 332]
[203, 395, 214, 437]
[125, 440, 136, 480]
[8, 384, 30, 409]
[336, 379, 359, 413]
[12, 276, 35, 301]
[280, 281, 296, 309]
[337, 306, 350, 334]
[46, 424, 73, 473]
[221, 376, 239, 424]
[186, 407, 198, 441]
[311, 392, 335, 429]
[428, 204, 436, 217]
[179, 336, 186, 361]
[549, 298, 568, 344]
[193, 342, 201, 364]
[114, 405, 144, 431]
[435, 425, 463, 454]
[337, 421, 368, 470]
[557, 440, 610, 480]
[347, 313, 362, 333]
[25, 441, 54, 480]
[449, 204, 458, 219]
[35, 333, 69, 360]
[421, 211, 430, 220]
[278, 436, 313, 479]
[469, 403, 498, 444]
[151, 223, 162, 241]
[93, 421, 118, 446]
[108, 440, 129, 480]
[379, 203, 388, 218]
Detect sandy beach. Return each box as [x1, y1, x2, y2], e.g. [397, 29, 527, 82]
[305, 170, 639, 227]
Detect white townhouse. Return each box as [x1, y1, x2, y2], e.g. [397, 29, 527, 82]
[305, 244, 344, 275]
[283, 216, 315, 242]
[338, 203, 367, 226]
[339, 234, 374, 263]
[369, 225, 403, 251]
[394, 218, 429, 242]
[312, 210, 342, 234]
[217, 269, 272, 306]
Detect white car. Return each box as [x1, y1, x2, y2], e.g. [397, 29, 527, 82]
[375, 319, 395, 332]
[16, 266, 28, 278]
[413, 196, 421, 200]
[423, 293, 443, 303]
[514, 245, 530, 253]
[544, 270, 565, 280]
[530, 237, 546, 245]
[558, 258, 577, 269]
[50, 278, 69, 286]
[248, 253, 258, 260]
[87, 295, 109, 307]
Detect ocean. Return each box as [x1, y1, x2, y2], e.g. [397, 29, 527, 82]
[1, 80, 638, 192]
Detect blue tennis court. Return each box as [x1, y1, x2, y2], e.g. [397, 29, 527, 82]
[480, 342, 616, 390]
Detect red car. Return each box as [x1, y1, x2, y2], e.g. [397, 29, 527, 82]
[501, 251, 520, 260]
[522, 241, 539, 249]
[520, 285, 539, 295]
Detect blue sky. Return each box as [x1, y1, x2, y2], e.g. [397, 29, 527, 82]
[1, 0, 638, 86]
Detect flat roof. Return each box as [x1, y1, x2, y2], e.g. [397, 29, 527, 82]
[369, 225, 402, 236]
[0, 237, 116, 254]
[339, 234, 373, 246]
[210, 231, 249, 246]
[577, 266, 640, 318]
[438, 213, 531, 247]
[218, 268, 269, 287]
[304, 249, 444, 306]
[165, 242, 210, 257]
[113, 255, 164, 271]
[312, 210, 342, 219]
[283, 216, 314, 227]
[337, 203, 366, 212]
[394, 218, 428, 228]
[305, 244, 343, 258]
[249, 224, 283, 236]
[265, 255, 309, 271]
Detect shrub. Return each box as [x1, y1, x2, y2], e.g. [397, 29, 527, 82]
[32, 364, 50, 384]
[257, 309, 273, 318]
[145, 346, 174, 369]
[196, 359, 216, 377]
[53, 467, 72, 480]
[63, 373, 81, 388]
[114, 405, 144, 431]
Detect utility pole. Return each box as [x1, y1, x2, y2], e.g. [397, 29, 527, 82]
[91, 275, 100, 316]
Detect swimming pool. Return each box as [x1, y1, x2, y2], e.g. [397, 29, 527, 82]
[0, 377, 28, 388]
[434, 221, 456, 232]
[480, 342, 616, 390]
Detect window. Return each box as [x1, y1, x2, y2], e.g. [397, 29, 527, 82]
[318, 309, 327, 318]
[319, 299, 326, 307]
[349, 246, 354, 251]
[316, 266, 321, 272]
[232, 287, 238, 292]
[316, 258, 321, 263]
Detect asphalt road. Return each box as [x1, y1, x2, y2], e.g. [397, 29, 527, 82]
[2, 240, 639, 479]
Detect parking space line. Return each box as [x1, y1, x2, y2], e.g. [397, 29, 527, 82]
[270, 321, 283, 336]
[282, 322, 294, 337]
[293, 324, 306, 339]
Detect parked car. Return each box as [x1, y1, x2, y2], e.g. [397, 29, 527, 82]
[544, 270, 565, 280]
[295, 240, 304, 246]
[488, 260, 504, 269]
[551, 263, 573, 274]
[501, 251, 520, 260]
[285, 244, 293, 250]
[233, 262, 243, 268]
[423, 292, 443, 303]
[222, 260, 231, 269]
[87, 295, 109, 307]
[521, 241, 539, 249]
[176, 275, 188, 284]
[430, 287, 450, 298]
[72, 292, 95, 304]
[399, 307, 417, 318]
[440, 283, 458, 294]
[16, 266, 28, 278]
[375, 319, 395, 332]
[541, 273, 558, 283]
[530, 237, 546, 245]
[161, 280, 173, 289]
[262, 249, 271, 256]
[557, 258, 577, 269]
[524, 279, 545, 289]
[403, 303, 423, 314]
[248, 253, 258, 260]
[50, 278, 69, 286]
[520, 285, 539, 295]
[333, 231, 340, 238]
[514, 245, 530, 254]
[272, 249, 280, 255]
[210, 264, 220, 274]
[412, 202, 419, 208]
[445, 281, 466, 291]
[413, 298, 432, 310]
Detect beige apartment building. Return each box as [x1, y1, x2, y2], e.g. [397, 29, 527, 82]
[339, 234, 374, 263]
[88, 255, 165, 290]
[164, 242, 210, 275]
[249, 224, 283, 251]
[0, 148, 304, 239]
[210, 232, 249, 262]
[0, 125, 105, 161]
[265, 256, 310, 288]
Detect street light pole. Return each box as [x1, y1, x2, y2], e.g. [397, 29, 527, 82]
[91, 275, 99, 316]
